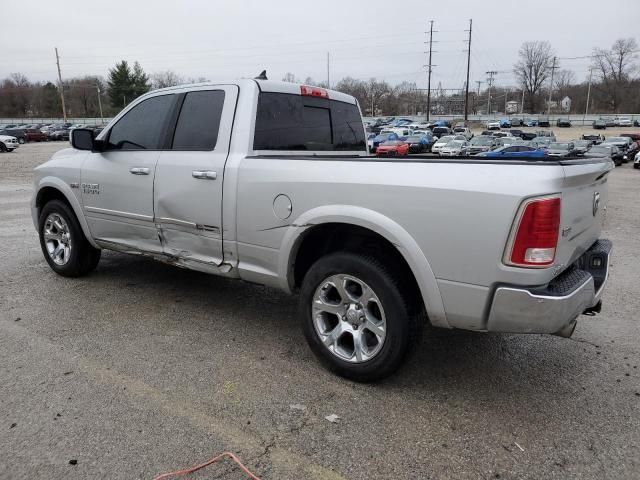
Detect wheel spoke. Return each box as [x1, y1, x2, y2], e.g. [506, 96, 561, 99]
[313, 299, 345, 316]
[353, 331, 366, 362]
[332, 278, 350, 304]
[44, 232, 62, 242]
[321, 323, 344, 348]
[53, 244, 64, 259]
[364, 319, 385, 339]
[53, 219, 64, 232]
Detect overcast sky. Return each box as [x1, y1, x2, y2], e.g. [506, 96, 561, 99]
[2, 0, 638, 90]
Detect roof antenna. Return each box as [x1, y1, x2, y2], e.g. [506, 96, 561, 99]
[255, 70, 268, 80]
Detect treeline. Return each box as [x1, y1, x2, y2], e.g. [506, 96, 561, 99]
[1, 37, 638, 118]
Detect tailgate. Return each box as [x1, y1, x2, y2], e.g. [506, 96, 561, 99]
[555, 158, 613, 267]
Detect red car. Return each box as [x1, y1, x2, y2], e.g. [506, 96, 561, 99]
[24, 129, 48, 142]
[375, 140, 409, 157]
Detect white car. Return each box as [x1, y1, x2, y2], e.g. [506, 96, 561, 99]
[613, 116, 632, 127]
[439, 140, 469, 156]
[431, 135, 456, 153]
[634, 152, 640, 169]
[486, 120, 501, 130]
[0, 135, 19, 152]
[453, 127, 474, 140]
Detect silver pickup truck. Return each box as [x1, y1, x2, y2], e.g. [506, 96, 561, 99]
[32, 79, 612, 381]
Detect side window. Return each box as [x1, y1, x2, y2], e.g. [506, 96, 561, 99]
[107, 95, 175, 150]
[172, 90, 225, 150]
[505, 146, 517, 152]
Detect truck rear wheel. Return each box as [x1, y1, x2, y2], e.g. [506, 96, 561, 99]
[299, 252, 420, 382]
[38, 200, 101, 277]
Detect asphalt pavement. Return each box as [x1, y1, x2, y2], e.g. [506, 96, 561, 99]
[0, 142, 639, 479]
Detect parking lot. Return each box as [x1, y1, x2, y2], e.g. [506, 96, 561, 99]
[1, 142, 639, 479]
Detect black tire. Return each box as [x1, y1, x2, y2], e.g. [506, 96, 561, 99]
[0, 142, 6, 152]
[38, 199, 101, 277]
[299, 252, 421, 382]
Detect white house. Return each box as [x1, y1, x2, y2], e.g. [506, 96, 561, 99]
[506, 100, 520, 114]
[561, 96, 572, 113]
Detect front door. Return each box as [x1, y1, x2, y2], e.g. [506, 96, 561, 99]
[81, 93, 177, 253]
[154, 86, 238, 266]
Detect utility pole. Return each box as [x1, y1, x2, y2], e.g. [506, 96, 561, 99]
[486, 71, 497, 115]
[463, 19, 472, 121]
[96, 85, 104, 125]
[547, 56, 557, 115]
[326, 52, 330, 89]
[425, 20, 435, 121]
[584, 68, 593, 125]
[520, 89, 525, 114]
[55, 48, 67, 123]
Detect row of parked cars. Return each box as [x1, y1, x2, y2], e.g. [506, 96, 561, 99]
[0, 123, 105, 152]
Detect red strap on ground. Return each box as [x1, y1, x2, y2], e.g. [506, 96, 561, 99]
[152, 451, 262, 480]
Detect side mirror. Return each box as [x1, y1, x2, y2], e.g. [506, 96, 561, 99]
[71, 128, 95, 151]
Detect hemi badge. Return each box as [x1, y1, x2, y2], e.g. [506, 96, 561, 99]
[70, 182, 79, 189]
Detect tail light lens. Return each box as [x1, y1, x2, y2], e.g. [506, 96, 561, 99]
[507, 196, 561, 267]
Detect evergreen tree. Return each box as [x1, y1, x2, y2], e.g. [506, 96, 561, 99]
[107, 60, 134, 108]
[132, 62, 150, 97]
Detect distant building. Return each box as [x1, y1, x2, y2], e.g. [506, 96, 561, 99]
[561, 96, 572, 113]
[506, 100, 520, 114]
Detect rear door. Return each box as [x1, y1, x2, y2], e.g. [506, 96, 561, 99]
[154, 86, 238, 266]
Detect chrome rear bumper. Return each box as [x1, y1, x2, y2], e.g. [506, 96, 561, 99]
[487, 239, 612, 335]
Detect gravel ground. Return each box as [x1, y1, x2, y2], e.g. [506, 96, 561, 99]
[0, 142, 639, 480]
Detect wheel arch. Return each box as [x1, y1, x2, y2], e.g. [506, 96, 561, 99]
[33, 178, 99, 249]
[279, 206, 449, 328]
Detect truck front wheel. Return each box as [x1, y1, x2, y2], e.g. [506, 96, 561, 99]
[38, 200, 101, 277]
[299, 252, 420, 382]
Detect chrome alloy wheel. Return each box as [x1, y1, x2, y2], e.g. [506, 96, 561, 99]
[312, 274, 387, 363]
[43, 213, 72, 266]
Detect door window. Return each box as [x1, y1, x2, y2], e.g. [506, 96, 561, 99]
[106, 94, 175, 150]
[172, 90, 226, 150]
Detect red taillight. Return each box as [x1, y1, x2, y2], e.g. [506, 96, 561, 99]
[508, 197, 561, 267]
[300, 85, 329, 98]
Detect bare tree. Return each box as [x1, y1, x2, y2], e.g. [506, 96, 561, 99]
[592, 38, 638, 112]
[151, 70, 183, 89]
[554, 69, 575, 102]
[513, 41, 554, 112]
[282, 72, 297, 83]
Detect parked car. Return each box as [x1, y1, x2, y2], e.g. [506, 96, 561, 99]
[523, 118, 538, 127]
[370, 132, 399, 153]
[538, 116, 550, 127]
[466, 135, 496, 154]
[520, 132, 538, 141]
[24, 128, 49, 142]
[375, 140, 409, 157]
[582, 134, 605, 145]
[404, 134, 434, 153]
[432, 126, 452, 138]
[452, 126, 473, 140]
[602, 136, 634, 160]
[430, 135, 456, 154]
[593, 119, 607, 130]
[510, 117, 523, 127]
[0, 134, 19, 152]
[499, 118, 511, 128]
[509, 129, 524, 138]
[0, 129, 26, 144]
[599, 117, 616, 127]
[535, 130, 556, 140]
[48, 128, 70, 141]
[620, 133, 640, 143]
[584, 144, 625, 166]
[613, 116, 632, 127]
[571, 139, 592, 155]
[33, 79, 613, 381]
[634, 152, 640, 169]
[546, 142, 579, 158]
[634, 119, 639, 127]
[492, 131, 513, 139]
[486, 120, 501, 130]
[476, 145, 546, 158]
[438, 140, 469, 156]
[556, 118, 572, 128]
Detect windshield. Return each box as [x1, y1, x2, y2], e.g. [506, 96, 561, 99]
[549, 143, 569, 150]
[589, 146, 610, 154]
[436, 136, 454, 143]
[605, 137, 625, 142]
[446, 140, 465, 147]
[375, 133, 393, 141]
[573, 140, 590, 147]
[471, 137, 492, 145]
[405, 136, 424, 142]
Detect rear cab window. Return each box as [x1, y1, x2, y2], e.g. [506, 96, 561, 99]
[253, 91, 366, 152]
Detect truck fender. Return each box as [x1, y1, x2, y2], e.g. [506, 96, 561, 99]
[277, 205, 449, 329]
[32, 177, 100, 249]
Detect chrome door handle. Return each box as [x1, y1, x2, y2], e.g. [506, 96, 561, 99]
[130, 167, 150, 175]
[192, 170, 217, 180]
